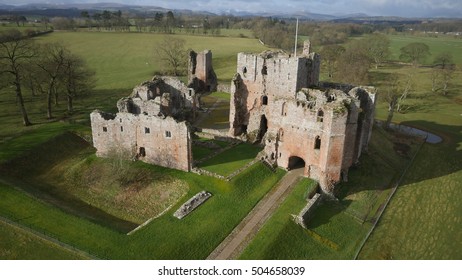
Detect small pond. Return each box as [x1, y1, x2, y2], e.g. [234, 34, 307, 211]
[387, 123, 443, 144]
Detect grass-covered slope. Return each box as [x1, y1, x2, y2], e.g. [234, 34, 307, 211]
[0, 124, 285, 259]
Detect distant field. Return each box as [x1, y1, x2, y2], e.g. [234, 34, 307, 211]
[359, 34, 462, 259]
[35, 31, 267, 89]
[388, 34, 462, 65]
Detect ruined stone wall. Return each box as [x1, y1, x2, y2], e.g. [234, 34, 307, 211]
[90, 110, 192, 172]
[189, 50, 217, 93]
[228, 45, 376, 193]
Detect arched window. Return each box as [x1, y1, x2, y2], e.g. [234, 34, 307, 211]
[314, 136, 321, 150]
[317, 110, 324, 122]
[242, 66, 247, 77]
[262, 95, 268, 105]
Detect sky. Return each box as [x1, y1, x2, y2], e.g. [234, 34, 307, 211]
[2, 0, 462, 18]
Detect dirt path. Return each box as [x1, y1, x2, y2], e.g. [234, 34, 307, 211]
[207, 168, 304, 260]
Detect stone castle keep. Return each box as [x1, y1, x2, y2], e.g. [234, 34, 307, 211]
[91, 50, 217, 172]
[229, 41, 376, 193]
[91, 42, 376, 194]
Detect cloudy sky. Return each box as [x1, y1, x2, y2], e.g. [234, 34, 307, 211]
[2, 0, 462, 17]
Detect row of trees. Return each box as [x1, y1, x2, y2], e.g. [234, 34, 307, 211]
[0, 29, 95, 126]
[320, 33, 391, 85]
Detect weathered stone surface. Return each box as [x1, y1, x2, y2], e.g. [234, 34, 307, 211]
[228, 41, 376, 194]
[293, 193, 322, 228]
[91, 50, 217, 173]
[188, 50, 217, 93]
[173, 191, 212, 219]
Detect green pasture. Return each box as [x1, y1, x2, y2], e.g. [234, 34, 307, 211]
[199, 143, 262, 176]
[1, 29, 461, 260]
[34, 31, 267, 88]
[358, 34, 462, 259]
[388, 34, 462, 65]
[240, 125, 418, 259]
[0, 124, 285, 259]
[0, 221, 86, 260]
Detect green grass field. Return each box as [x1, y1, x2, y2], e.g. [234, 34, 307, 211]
[199, 143, 262, 176]
[356, 34, 462, 259]
[0, 221, 86, 260]
[0, 131, 284, 259]
[0, 29, 461, 259]
[240, 125, 419, 259]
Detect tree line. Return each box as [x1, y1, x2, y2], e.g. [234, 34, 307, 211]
[0, 29, 95, 126]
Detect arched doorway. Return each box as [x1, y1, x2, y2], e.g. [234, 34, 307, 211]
[288, 156, 305, 170]
[257, 115, 268, 142]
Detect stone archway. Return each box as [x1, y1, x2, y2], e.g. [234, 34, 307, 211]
[257, 114, 268, 142]
[288, 156, 305, 170]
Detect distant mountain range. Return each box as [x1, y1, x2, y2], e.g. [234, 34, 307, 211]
[0, 2, 456, 21]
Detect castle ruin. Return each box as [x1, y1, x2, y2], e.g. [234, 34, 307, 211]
[90, 43, 376, 194]
[229, 41, 376, 193]
[91, 50, 217, 172]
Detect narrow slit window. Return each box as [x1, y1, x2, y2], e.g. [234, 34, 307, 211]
[317, 110, 324, 122]
[314, 136, 321, 150]
[120, 126, 124, 132]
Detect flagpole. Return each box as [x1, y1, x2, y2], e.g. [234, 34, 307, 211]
[294, 18, 299, 57]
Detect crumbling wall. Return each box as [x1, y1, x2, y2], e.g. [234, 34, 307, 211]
[188, 50, 217, 93]
[90, 110, 192, 172]
[228, 42, 377, 194]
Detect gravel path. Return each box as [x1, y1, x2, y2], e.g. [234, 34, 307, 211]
[207, 168, 304, 260]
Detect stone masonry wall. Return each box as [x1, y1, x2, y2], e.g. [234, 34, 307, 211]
[229, 43, 376, 194]
[91, 111, 191, 172]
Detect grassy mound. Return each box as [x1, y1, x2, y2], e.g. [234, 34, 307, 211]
[2, 132, 189, 227]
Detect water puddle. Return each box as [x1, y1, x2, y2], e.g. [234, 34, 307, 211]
[387, 123, 443, 144]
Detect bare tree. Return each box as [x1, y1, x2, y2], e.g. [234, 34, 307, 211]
[431, 65, 456, 96]
[364, 33, 390, 69]
[36, 43, 67, 119]
[383, 73, 413, 128]
[399, 42, 431, 67]
[0, 30, 37, 126]
[60, 51, 96, 113]
[320, 44, 345, 79]
[154, 36, 188, 76]
[431, 52, 456, 96]
[337, 40, 371, 85]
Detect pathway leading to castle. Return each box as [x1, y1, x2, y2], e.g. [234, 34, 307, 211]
[207, 168, 304, 260]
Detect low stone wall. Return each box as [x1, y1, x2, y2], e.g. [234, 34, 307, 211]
[217, 84, 231, 93]
[293, 193, 322, 228]
[173, 191, 212, 219]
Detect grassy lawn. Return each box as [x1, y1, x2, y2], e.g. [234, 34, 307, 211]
[197, 91, 232, 130]
[240, 125, 417, 259]
[192, 137, 231, 161]
[0, 221, 86, 260]
[0, 122, 285, 259]
[1, 30, 461, 260]
[199, 143, 262, 176]
[356, 34, 462, 260]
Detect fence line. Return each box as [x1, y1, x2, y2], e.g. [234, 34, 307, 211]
[353, 138, 426, 259]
